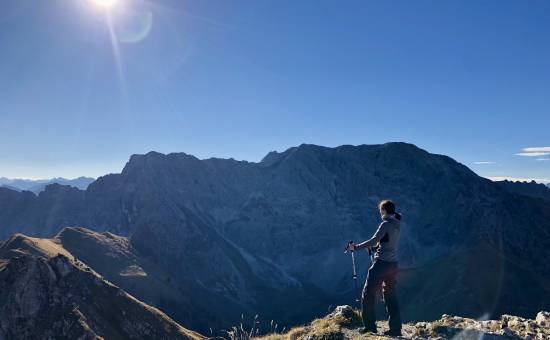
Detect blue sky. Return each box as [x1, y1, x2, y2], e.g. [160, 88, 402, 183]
[0, 0, 549, 182]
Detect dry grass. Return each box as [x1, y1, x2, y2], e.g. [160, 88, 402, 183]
[254, 309, 363, 340]
[254, 318, 342, 340]
[255, 326, 308, 340]
[31, 237, 73, 258]
[308, 317, 344, 340]
[3, 234, 74, 259]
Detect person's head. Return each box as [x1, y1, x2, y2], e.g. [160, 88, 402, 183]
[378, 200, 401, 220]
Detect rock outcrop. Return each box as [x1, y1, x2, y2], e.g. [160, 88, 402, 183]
[258, 305, 550, 340]
[0, 233, 203, 340]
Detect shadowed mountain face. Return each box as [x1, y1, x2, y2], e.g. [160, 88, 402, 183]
[496, 180, 550, 201]
[52, 227, 307, 332]
[0, 143, 549, 329]
[0, 232, 203, 340]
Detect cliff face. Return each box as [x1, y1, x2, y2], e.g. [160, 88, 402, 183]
[496, 180, 550, 201]
[0, 143, 549, 328]
[0, 233, 203, 340]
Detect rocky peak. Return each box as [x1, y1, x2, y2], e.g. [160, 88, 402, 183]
[38, 182, 84, 197]
[260, 150, 286, 166]
[0, 234, 203, 340]
[122, 151, 200, 175]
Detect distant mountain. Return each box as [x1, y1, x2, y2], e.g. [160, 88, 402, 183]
[0, 231, 203, 340]
[0, 184, 20, 192]
[0, 176, 94, 193]
[496, 180, 550, 201]
[0, 143, 549, 330]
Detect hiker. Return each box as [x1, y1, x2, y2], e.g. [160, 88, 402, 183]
[347, 200, 402, 336]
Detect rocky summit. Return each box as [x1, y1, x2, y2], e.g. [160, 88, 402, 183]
[0, 143, 549, 330]
[255, 305, 550, 340]
[0, 233, 203, 340]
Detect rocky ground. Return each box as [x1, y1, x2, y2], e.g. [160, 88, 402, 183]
[255, 305, 550, 340]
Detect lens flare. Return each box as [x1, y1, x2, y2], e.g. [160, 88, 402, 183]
[91, 0, 118, 9]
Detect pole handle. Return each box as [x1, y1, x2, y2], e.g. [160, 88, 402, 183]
[344, 240, 354, 253]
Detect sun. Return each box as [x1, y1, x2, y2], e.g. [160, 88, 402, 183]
[91, 0, 119, 9]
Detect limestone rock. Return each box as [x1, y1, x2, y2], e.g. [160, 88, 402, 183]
[535, 311, 550, 327]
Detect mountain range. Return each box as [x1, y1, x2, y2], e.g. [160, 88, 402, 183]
[0, 176, 95, 193]
[0, 143, 549, 333]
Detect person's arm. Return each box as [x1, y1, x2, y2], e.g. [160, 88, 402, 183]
[354, 221, 388, 250]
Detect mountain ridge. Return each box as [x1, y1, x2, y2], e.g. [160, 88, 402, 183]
[0, 231, 204, 340]
[496, 180, 550, 201]
[0, 143, 548, 330]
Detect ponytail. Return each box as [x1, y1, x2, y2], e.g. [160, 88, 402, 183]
[379, 200, 401, 220]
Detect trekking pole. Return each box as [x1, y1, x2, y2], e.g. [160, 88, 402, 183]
[344, 241, 361, 307]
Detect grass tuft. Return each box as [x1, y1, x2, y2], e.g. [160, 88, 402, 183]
[253, 310, 363, 340]
[250, 307, 365, 340]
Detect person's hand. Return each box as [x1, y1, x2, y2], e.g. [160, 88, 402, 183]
[347, 242, 356, 252]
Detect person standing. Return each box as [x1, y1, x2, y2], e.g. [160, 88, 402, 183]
[348, 200, 402, 336]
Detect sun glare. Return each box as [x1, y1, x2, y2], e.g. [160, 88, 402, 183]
[91, 0, 119, 9]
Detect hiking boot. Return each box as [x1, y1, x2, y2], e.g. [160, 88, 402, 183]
[383, 329, 402, 337]
[359, 327, 377, 334]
